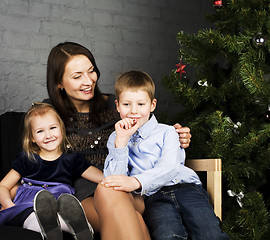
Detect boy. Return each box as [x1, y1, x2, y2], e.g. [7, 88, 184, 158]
[102, 71, 229, 240]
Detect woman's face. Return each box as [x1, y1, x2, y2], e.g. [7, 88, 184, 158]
[59, 54, 98, 112]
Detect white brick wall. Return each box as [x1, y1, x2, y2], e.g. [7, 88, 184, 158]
[0, 0, 212, 115]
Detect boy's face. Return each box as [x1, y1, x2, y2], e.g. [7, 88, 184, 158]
[115, 89, 157, 127]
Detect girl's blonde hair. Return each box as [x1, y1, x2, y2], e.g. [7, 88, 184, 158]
[22, 102, 69, 160]
[115, 71, 155, 101]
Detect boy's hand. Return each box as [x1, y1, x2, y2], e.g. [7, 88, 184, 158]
[114, 118, 141, 148]
[174, 123, 191, 149]
[101, 175, 141, 192]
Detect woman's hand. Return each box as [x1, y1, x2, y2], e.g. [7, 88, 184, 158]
[174, 123, 191, 149]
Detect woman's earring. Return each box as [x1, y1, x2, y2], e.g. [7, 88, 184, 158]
[60, 87, 64, 91]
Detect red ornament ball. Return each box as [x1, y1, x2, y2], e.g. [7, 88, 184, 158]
[213, 0, 223, 8]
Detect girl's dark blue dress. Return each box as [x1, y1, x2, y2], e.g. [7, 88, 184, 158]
[0, 152, 91, 226]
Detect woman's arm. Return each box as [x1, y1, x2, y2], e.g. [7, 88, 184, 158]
[0, 169, 21, 210]
[174, 123, 191, 148]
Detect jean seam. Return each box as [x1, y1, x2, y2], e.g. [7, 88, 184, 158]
[191, 185, 213, 210]
[172, 234, 188, 240]
[164, 191, 188, 239]
[170, 191, 181, 210]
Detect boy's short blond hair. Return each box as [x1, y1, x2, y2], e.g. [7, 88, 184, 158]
[115, 71, 155, 101]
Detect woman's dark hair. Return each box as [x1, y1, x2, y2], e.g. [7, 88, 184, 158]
[46, 42, 105, 125]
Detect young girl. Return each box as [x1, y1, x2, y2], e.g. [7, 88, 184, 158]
[0, 102, 103, 240]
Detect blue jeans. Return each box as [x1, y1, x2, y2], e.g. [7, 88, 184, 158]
[143, 183, 229, 240]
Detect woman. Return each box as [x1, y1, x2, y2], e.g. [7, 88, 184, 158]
[46, 42, 191, 240]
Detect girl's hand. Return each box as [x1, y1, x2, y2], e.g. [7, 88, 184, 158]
[0, 169, 21, 210]
[174, 123, 191, 149]
[114, 118, 141, 148]
[1, 201, 15, 210]
[101, 175, 141, 192]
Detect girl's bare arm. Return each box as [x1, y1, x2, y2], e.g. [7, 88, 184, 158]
[0, 169, 21, 209]
[81, 166, 104, 183]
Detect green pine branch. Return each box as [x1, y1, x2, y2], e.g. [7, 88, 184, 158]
[163, 1, 270, 237]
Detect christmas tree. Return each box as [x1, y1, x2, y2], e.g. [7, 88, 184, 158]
[163, 0, 270, 239]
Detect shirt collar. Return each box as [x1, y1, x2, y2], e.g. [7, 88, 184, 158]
[136, 114, 158, 139]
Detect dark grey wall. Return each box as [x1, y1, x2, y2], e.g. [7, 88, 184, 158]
[0, 0, 213, 115]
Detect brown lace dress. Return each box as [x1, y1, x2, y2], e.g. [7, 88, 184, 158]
[65, 98, 120, 201]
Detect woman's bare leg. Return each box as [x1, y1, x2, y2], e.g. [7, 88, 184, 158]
[133, 194, 145, 215]
[81, 196, 100, 232]
[133, 194, 151, 239]
[136, 211, 151, 240]
[94, 183, 150, 240]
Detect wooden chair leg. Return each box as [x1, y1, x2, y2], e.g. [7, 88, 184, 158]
[207, 170, 222, 220]
[185, 158, 222, 220]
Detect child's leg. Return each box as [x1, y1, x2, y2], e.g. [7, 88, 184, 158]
[175, 184, 229, 240]
[57, 193, 93, 239]
[94, 183, 150, 240]
[144, 191, 188, 240]
[58, 215, 72, 234]
[33, 190, 62, 239]
[23, 212, 71, 234]
[23, 212, 42, 233]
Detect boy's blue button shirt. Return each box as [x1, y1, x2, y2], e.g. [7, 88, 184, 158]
[104, 114, 201, 196]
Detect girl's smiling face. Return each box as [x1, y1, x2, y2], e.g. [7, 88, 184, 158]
[31, 112, 63, 158]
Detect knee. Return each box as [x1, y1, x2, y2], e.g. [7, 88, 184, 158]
[94, 183, 129, 211]
[94, 183, 108, 201]
[94, 183, 111, 210]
